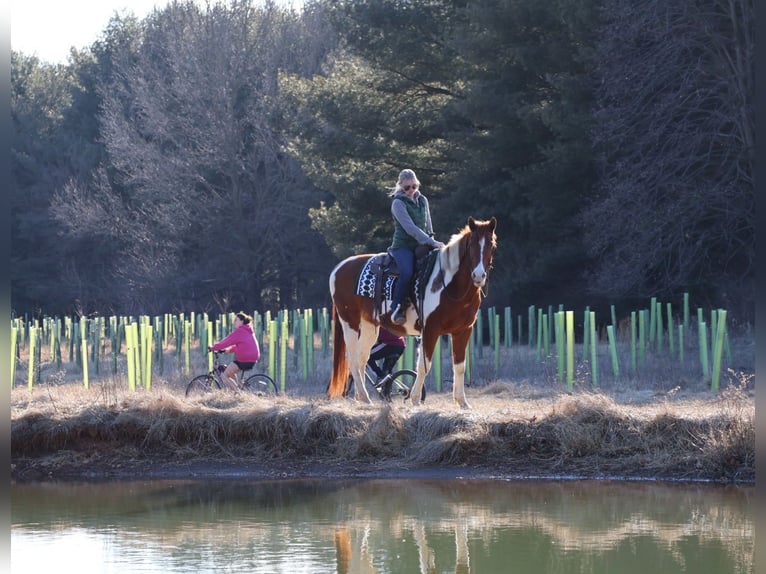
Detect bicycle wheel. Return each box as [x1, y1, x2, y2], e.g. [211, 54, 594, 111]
[388, 369, 426, 402]
[243, 373, 278, 396]
[185, 374, 219, 397]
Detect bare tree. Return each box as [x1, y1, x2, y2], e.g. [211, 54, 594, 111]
[52, 1, 338, 313]
[584, 0, 754, 318]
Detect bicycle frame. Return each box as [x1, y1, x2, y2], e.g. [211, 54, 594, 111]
[186, 351, 277, 397]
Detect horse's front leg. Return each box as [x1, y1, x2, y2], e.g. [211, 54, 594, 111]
[409, 364, 428, 407]
[409, 332, 436, 406]
[450, 329, 472, 409]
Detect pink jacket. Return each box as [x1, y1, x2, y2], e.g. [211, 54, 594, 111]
[211, 324, 261, 363]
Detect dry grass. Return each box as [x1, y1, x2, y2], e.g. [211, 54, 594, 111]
[11, 364, 754, 483]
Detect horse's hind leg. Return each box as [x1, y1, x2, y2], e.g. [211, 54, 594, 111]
[342, 321, 376, 403]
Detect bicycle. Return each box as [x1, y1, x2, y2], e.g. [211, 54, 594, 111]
[345, 363, 426, 403]
[185, 350, 277, 397]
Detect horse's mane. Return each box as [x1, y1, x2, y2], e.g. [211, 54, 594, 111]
[442, 219, 497, 272]
[446, 219, 497, 248]
[442, 228, 467, 271]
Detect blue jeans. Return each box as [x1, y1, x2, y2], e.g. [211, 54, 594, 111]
[390, 247, 415, 308]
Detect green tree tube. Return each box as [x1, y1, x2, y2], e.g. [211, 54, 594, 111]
[268, 320, 277, 382]
[638, 310, 646, 366]
[711, 310, 727, 392]
[296, 312, 305, 377]
[433, 334, 442, 392]
[143, 325, 153, 390]
[582, 306, 590, 361]
[134, 322, 143, 389]
[126, 324, 135, 392]
[589, 311, 598, 387]
[488, 306, 495, 349]
[280, 318, 288, 393]
[465, 336, 472, 385]
[406, 335, 417, 371]
[27, 326, 36, 389]
[699, 321, 709, 382]
[566, 311, 574, 390]
[655, 300, 664, 353]
[11, 326, 17, 385]
[81, 324, 89, 390]
[549, 305, 555, 346]
[53, 318, 62, 368]
[307, 308, 315, 376]
[607, 325, 620, 380]
[630, 311, 637, 374]
[536, 307, 544, 360]
[555, 311, 564, 383]
[476, 309, 483, 359]
[184, 320, 191, 378]
[494, 313, 500, 375]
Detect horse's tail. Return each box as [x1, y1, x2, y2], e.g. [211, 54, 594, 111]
[326, 305, 349, 398]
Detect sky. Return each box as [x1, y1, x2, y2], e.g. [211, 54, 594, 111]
[11, 0, 169, 64]
[11, 0, 303, 65]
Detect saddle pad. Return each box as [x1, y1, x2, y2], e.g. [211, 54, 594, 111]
[356, 256, 397, 300]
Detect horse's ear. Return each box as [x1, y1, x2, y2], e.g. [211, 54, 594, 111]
[468, 216, 477, 230]
[489, 216, 497, 232]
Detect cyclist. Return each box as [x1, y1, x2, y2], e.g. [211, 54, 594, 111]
[209, 311, 260, 390]
[367, 327, 406, 387]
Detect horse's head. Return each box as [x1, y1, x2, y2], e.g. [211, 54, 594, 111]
[465, 216, 497, 287]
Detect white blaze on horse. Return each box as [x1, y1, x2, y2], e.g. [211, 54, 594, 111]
[326, 216, 497, 409]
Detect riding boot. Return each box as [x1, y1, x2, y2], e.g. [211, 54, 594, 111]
[391, 302, 407, 325]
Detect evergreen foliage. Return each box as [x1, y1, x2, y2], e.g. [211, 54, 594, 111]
[10, 0, 754, 322]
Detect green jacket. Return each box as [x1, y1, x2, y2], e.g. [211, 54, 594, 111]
[390, 192, 436, 250]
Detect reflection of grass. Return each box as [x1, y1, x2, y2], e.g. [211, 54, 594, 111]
[11, 479, 755, 569]
[11, 369, 754, 483]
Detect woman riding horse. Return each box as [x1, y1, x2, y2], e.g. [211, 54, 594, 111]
[327, 215, 497, 409]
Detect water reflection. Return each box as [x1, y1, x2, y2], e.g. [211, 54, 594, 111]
[12, 479, 753, 573]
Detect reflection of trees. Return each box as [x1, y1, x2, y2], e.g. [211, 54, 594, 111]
[12, 479, 753, 572]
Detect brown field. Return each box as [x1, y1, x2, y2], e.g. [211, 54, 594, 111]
[11, 335, 754, 484]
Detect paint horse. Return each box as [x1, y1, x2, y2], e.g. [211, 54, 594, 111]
[326, 216, 497, 408]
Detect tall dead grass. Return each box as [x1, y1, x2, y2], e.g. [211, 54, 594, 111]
[11, 368, 754, 483]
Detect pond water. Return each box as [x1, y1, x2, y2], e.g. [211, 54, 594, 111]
[12, 478, 753, 573]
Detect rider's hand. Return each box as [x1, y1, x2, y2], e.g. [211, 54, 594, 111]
[432, 241, 445, 249]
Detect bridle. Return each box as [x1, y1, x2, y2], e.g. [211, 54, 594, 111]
[440, 231, 492, 302]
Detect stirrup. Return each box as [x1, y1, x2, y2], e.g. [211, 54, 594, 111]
[391, 304, 406, 325]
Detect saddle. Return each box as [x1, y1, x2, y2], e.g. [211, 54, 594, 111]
[363, 245, 438, 328]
